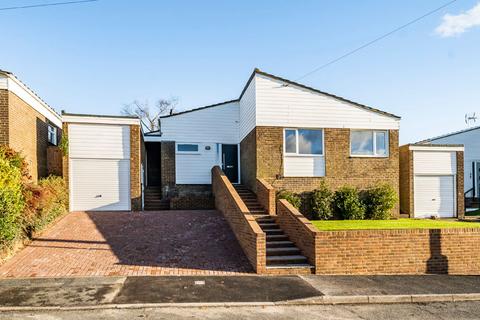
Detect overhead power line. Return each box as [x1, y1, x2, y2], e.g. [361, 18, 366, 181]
[294, 0, 459, 82]
[0, 0, 98, 12]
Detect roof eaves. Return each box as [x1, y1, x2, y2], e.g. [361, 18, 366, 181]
[61, 111, 140, 119]
[239, 68, 401, 120]
[160, 99, 239, 118]
[418, 125, 480, 144]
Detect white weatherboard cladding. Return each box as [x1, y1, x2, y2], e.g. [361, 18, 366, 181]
[69, 124, 130, 159]
[413, 151, 456, 175]
[160, 102, 240, 144]
[430, 129, 480, 193]
[284, 156, 325, 177]
[254, 74, 399, 130]
[0, 75, 7, 89]
[414, 175, 455, 218]
[175, 143, 219, 184]
[239, 77, 256, 140]
[70, 159, 130, 211]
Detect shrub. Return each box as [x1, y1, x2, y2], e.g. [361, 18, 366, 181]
[0, 146, 30, 181]
[23, 176, 68, 235]
[0, 158, 25, 246]
[276, 189, 302, 209]
[333, 186, 365, 220]
[311, 182, 334, 220]
[364, 184, 398, 220]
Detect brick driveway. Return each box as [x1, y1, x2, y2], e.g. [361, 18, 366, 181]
[0, 211, 252, 278]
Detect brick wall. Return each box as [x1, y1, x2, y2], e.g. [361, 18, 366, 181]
[62, 123, 69, 204]
[315, 228, 480, 274]
[399, 145, 413, 215]
[254, 126, 400, 216]
[240, 128, 257, 192]
[160, 141, 176, 197]
[256, 178, 275, 215]
[6, 91, 61, 182]
[276, 199, 320, 271]
[170, 184, 214, 209]
[130, 125, 142, 211]
[212, 166, 266, 273]
[0, 89, 8, 145]
[47, 146, 63, 176]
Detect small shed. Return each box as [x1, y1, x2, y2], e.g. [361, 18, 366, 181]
[399, 144, 464, 219]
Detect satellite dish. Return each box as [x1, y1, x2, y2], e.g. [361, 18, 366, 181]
[465, 112, 478, 127]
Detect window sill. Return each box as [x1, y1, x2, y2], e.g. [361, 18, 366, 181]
[284, 154, 325, 158]
[349, 155, 389, 158]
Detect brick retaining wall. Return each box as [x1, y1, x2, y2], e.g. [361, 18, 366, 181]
[256, 178, 275, 215]
[315, 228, 480, 275]
[212, 166, 266, 273]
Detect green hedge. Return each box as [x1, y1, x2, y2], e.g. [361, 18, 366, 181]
[0, 146, 68, 251]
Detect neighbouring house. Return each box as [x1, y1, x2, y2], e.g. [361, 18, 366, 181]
[0, 69, 63, 181]
[399, 144, 464, 218]
[420, 126, 480, 209]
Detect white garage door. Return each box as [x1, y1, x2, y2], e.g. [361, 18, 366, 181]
[414, 175, 455, 218]
[69, 123, 131, 211]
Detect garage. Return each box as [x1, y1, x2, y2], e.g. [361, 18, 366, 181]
[63, 114, 142, 212]
[399, 144, 464, 219]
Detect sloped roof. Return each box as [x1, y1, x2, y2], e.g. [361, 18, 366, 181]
[418, 125, 480, 144]
[241, 69, 401, 119]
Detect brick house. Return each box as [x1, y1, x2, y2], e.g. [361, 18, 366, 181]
[0, 69, 63, 181]
[143, 69, 401, 214]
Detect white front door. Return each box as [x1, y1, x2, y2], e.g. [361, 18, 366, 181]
[414, 175, 455, 218]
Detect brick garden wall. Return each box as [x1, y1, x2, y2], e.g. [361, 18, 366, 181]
[456, 151, 465, 218]
[160, 141, 176, 197]
[256, 178, 275, 215]
[254, 126, 400, 216]
[6, 91, 61, 182]
[315, 228, 480, 274]
[212, 166, 266, 273]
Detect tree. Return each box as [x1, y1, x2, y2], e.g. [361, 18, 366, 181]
[121, 98, 178, 131]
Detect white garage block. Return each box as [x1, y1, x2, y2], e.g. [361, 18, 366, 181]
[70, 159, 130, 211]
[414, 175, 455, 218]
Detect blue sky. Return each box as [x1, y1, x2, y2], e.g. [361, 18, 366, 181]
[1, 0, 479, 144]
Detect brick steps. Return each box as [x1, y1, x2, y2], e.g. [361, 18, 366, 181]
[234, 185, 314, 274]
[144, 187, 170, 210]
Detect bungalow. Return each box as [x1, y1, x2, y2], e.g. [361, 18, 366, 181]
[64, 69, 404, 213]
[0, 70, 63, 181]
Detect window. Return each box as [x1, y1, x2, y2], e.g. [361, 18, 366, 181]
[284, 129, 323, 156]
[177, 144, 199, 153]
[350, 130, 388, 157]
[48, 125, 57, 145]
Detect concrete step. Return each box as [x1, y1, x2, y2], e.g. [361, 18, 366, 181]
[249, 209, 267, 214]
[263, 229, 284, 235]
[267, 247, 301, 256]
[267, 255, 308, 264]
[266, 234, 289, 241]
[258, 223, 277, 228]
[266, 240, 295, 248]
[266, 264, 314, 270]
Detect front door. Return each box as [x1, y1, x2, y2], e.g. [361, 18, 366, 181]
[222, 144, 239, 183]
[146, 142, 162, 186]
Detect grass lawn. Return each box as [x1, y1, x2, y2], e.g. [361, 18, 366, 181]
[312, 219, 480, 231]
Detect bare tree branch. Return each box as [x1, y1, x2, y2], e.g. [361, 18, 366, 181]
[121, 98, 177, 131]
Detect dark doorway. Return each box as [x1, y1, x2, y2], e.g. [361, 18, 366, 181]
[146, 142, 161, 187]
[222, 144, 239, 184]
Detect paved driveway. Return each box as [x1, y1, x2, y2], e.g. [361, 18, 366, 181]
[0, 211, 252, 278]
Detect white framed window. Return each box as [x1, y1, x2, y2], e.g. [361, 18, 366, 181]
[350, 130, 389, 157]
[284, 128, 324, 156]
[47, 125, 57, 145]
[177, 143, 199, 153]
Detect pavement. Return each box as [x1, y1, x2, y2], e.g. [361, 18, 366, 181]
[2, 302, 480, 320]
[1, 275, 480, 310]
